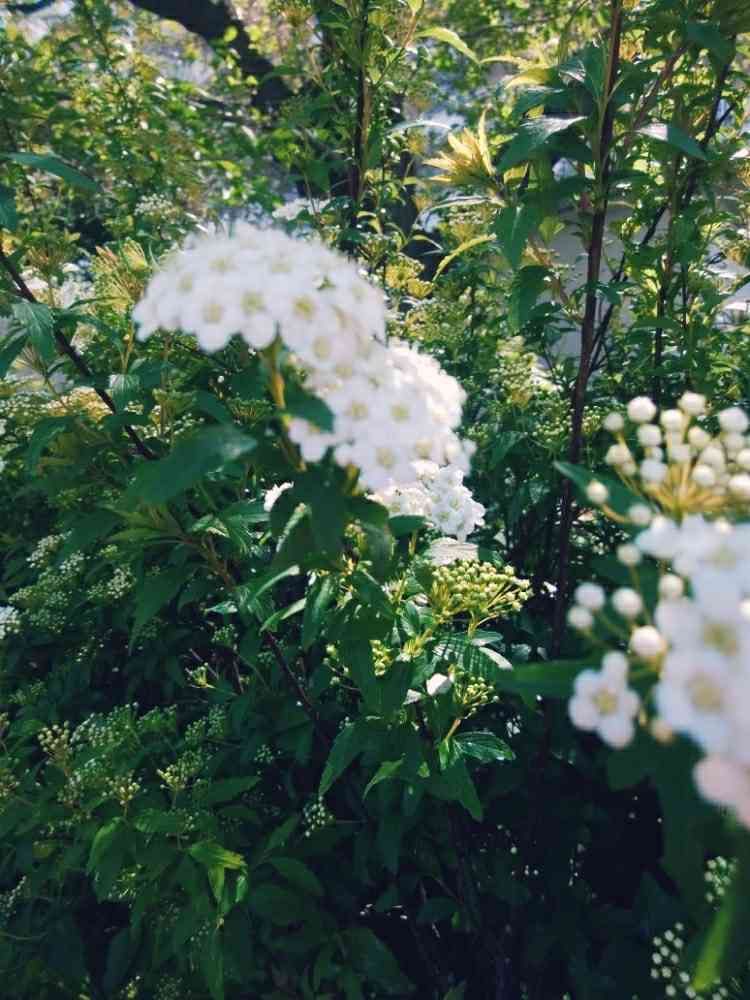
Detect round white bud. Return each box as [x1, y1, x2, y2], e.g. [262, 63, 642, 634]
[612, 587, 643, 619]
[640, 459, 667, 483]
[605, 443, 631, 467]
[617, 543, 642, 566]
[630, 625, 666, 659]
[699, 445, 725, 469]
[574, 582, 605, 611]
[722, 432, 745, 455]
[668, 443, 691, 463]
[687, 426, 711, 449]
[660, 409, 684, 432]
[627, 397, 657, 423]
[586, 481, 609, 505]
[603, 412, 625, 433]
[637, 424, 662, 447]
[729, 473, 750, 499]
[692, 464, 716, 487]
[718, 407, 749, 434]
[658, 574, 684, 600]
[567, 605, 594, 630]
[678, 392, 706, 416]
[737, 448, 750, 470]
[621, 460, 637, 476]
[628, 503, 652, 526]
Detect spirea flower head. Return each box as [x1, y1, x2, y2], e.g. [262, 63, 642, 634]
[372, 461, 485, 541]
[568, 652, 640, 748]
[134, 225, 474, 492]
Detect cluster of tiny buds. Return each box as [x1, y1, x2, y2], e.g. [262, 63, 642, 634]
[254, 744, 280, 765]
[430, 559, 532, 623]
[27, 533, 65, 569]
[107, 775, 141, 809]
[88, 566, 135, 603]
[212, 623, 237, 648]
[38, 722, 72, 766]
[648, 923, 730, 998]
[302, 795, 334, 837]
[0, 605, 22, 641]
[452, 669, 499, 715]
[0, 877, 26, 923]
[0, 767, 19, 802]
[704, 856, 734, 906]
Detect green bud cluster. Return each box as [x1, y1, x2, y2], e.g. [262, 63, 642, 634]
[302, 795, 334, 837]
[371, 639, 393, 677]
[429, 559, 531, 625]
[705, 856, 735, 906]
[452, 669, 499, 716]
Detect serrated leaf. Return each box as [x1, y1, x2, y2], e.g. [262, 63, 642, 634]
[417, 26, 478, 63]
[269, 857, 324, 897]
[302, 575, 336, 650]
[11, 299, 55, 361]
[637, 123, 707, 161]
[508, 265, 548, 332]
[201, 776, 261, 805]
[363, 758, 404, 797]
[455, 731, 515, 764]
[126, 425, 255, 505]
[131, 568, 184, 641]
[498, 116, 585, 173]
[0, 184, 18, 231]
[189, 840, 246, 870]
[319, 720, 373, 795]
[4, 151, 100, 191]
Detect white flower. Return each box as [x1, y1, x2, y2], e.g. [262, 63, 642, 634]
[586, 481, 609, 505]
[612, 588, 643, 619]
[636, 516, 683, 561]
[627, 396, 657, 423]
[263, 482, 293, 512]
[678, 392, 706, 416]
[426, 673, 453, 697]
[428, 538, 479, 565]
[694, 755, 750, 829]
[630, 625, 666, 660]
[567, 605, 593, 630]
[655, 650, 734, 754]
[604, 412, 624, 432]
[568, 653, 640, 748]
[718, 406, 749, 434]
[574, 583, 605, 611]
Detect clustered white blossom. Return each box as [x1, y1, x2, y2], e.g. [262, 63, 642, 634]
[133, 224, 476, 493]
[0, 605, 22, 642]
[568, 397, 750, 830]
[372, 461, 485, 540]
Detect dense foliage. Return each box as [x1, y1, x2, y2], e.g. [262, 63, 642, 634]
[2, 2, 750, 998]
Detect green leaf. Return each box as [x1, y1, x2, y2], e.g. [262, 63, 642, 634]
[199, 931, 225, 1000]
[494, 203, 541, 270]
[59, 509, 119, 558]
[25, 416, 72, 471]
[0, 184, 18, 231]
[0, 329, 28, 378]
[340, 927, 413, 992]
[127, 425, 256, 505]
[429, 754, 483, 820]
[11, 299, 56, 361]
[683, 21, 734, 62]
[493, 658, 590, 699]
[269, 857, 324, 897]
[284, 382, 335, 432]
[416, 26, 478, 63]
[554, 460, 641, 518]
[508, 265, 548, 332]
[364, 759, 404, 798]
[319, 720, 374, 795]
[248, 884, 305, 925]
[302, 575, 336, 650]
[103, 927, 134, 995]
[693, 838, 750, 989]
[637, 123, 707, 161]
[455, 731, 515, 764]
[131, 568, 184, 640]
[87, 817, 125, 871]
[498, 116, 585, 173]
[201, 776, 261, 805]
[435, 235, 493, 277]
[189, 840, 246, 870]
[4, 152, 100, 191]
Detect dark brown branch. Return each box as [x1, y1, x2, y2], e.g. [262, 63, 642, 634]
[0, 244, 156, 460]
[550, 0, 623, 655]
[124, 0, 293, 112]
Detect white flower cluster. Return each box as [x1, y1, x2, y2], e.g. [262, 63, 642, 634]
[0, 605, 21, 642]
[28, 533, 66, 569]
[133, 225, 475, 492]
[568, 510, 750, 830]
[601, 393, 750, 515]
[372, 461, 485, 540]
[568, 651, 640, 748]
